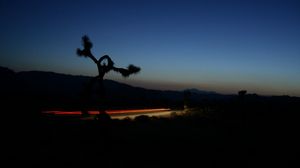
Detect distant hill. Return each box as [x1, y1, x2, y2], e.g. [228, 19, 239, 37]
[0, 67, 222, 110]
[184, 88, 218, 95]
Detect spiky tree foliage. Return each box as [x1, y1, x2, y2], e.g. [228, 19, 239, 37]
[77, 35, 141, 116]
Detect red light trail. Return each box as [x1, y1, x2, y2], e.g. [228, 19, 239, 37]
[43, 108, 171, 116]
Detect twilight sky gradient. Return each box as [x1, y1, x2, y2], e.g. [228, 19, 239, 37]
[1, 0, 300, 96]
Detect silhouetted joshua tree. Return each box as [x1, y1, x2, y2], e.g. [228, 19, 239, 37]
[77, 35, 140, 117]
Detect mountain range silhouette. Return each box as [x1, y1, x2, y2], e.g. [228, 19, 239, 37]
[0, 66, 227, 111]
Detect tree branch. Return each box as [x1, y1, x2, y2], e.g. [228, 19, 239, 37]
[113, 64, 141, 77]
[76, 36, 98, 64]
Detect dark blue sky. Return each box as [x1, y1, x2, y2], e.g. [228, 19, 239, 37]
[1, 0, 300, 96]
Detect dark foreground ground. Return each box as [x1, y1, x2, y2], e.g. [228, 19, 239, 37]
[3, 96, 299, 168]
[5, 115, 298, 167]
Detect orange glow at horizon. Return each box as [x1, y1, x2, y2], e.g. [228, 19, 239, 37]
[43, 108, 171, 115]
